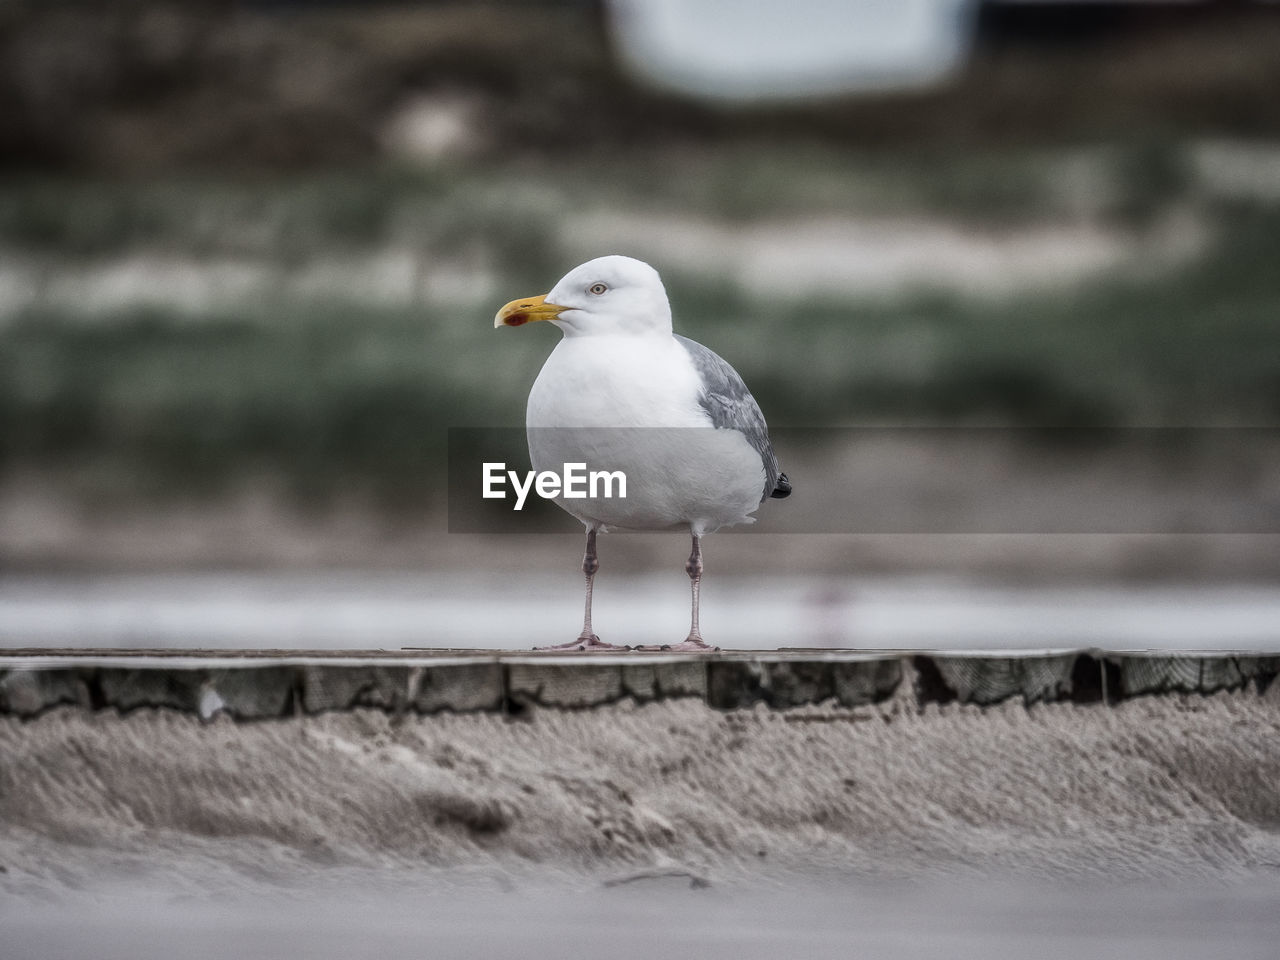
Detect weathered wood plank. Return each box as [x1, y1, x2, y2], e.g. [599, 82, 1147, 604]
[1, 650, 1276, 718]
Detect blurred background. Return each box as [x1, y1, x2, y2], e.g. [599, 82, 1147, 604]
[2, 0, 1279, 649]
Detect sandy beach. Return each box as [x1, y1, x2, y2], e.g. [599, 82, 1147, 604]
[3, 685, 1279, 956]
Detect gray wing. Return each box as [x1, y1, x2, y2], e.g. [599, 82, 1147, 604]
[675, 334, 787, 504]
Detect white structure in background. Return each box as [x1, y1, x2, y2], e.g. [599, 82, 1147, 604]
[605, 0, 1279, 101]
[605, 0, 979, 99]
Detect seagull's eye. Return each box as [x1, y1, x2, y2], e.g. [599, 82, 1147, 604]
[588, 282, 608, 296]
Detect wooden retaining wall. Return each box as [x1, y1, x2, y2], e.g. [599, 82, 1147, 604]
[1, 649, 1276, 720]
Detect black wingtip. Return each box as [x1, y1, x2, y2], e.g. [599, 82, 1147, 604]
[770, 472, 791, 499]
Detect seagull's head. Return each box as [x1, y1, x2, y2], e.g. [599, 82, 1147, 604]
[494, 255, 673, 337]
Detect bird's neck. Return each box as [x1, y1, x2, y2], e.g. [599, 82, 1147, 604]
[558, 325, 673, 340]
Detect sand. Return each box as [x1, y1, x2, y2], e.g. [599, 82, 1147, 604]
[3, 689, 1279, 956]
[4, 688, 1280, 887]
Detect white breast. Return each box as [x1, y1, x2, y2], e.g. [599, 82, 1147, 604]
[527, 335, 706, 430]
[526, 334, 766, 534]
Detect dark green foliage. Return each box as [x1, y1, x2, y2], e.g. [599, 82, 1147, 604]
[2, 162, 1278, 505]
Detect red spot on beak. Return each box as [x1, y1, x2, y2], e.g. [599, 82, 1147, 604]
[506, 314, 528, 326]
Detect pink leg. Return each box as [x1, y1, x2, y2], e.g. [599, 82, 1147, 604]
[637, 533, 718, 653]
[535, 527, 629, 652]
[674, 533, 716, 650]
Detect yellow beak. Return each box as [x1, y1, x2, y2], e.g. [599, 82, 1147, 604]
[494, 294, 567, 328]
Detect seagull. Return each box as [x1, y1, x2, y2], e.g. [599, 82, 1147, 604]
[494, 255, 790, 651]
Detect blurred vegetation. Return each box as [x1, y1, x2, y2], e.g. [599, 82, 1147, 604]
[3, 163, 1279, 505]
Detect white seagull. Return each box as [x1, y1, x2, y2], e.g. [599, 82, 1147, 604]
[494, 255, 790, 651]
